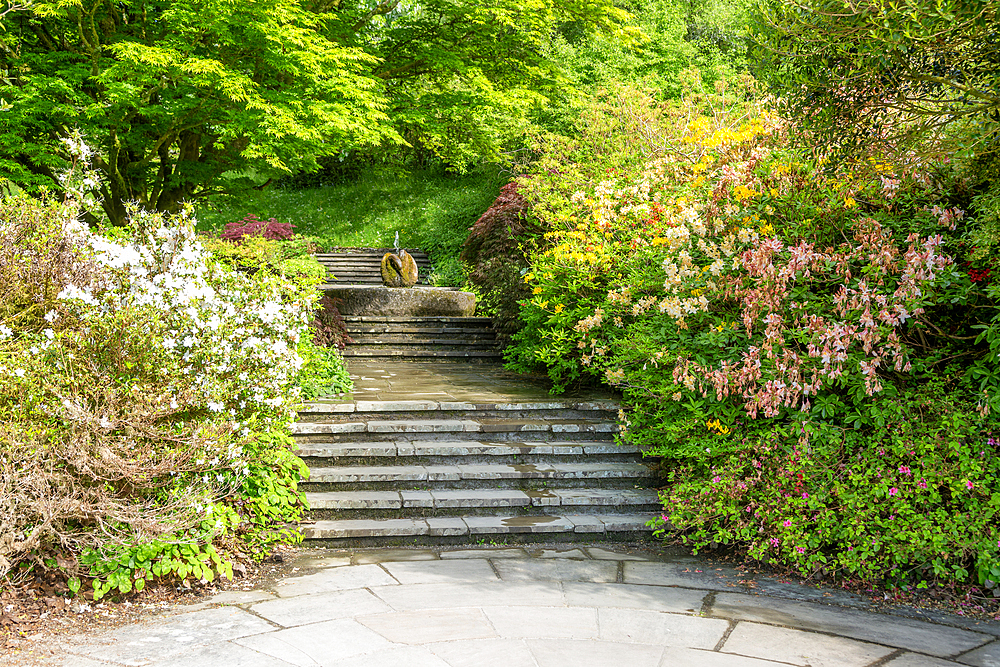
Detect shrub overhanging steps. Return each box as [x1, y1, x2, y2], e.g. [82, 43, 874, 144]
[293, 398, 659, 546]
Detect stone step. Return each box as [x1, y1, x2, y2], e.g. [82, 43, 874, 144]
[342, 349, 504, 360]
[306, 488, 658, 511]
[341, 316, 491, 324]
[345, 337, 497, 346]
[300, 513, 657, 544]
[295, 439, 637, 459]
[292, 418, 619, 443]
[305, 462, 651, 485]
[298, 399, 620, 415]
[344, 326, 495, 335]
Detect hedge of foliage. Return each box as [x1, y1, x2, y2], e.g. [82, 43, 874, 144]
[0, 196, 346, 599]
[491, 80, 1000, 591]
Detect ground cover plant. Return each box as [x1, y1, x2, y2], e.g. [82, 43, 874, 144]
[489, 77, 1000, 594]
[0, 194, 346, 600]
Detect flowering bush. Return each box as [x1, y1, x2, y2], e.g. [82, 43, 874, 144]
[0, 196, 321, 597]
[221, 214, 295, 243]
[497, 80, 1000, 588]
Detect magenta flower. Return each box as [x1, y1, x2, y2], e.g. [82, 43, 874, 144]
[783, 519, 792, 527]
[898, 465, 911, 475]
[917, 479, 928, 489]
[801, 493, 809, 499]
[888, 487, 898, 497]
[965, 480, 974, 490]
[796, 546, 806, 554]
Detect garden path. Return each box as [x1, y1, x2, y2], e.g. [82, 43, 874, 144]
[11, 544, 999, 666]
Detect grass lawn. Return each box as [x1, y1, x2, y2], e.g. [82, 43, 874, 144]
[195, 168, 508, 286]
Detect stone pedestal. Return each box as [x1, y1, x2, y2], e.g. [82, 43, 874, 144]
[323, 285, 476, 317]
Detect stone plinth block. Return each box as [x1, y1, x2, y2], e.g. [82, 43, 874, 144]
[324, 285, 476, 317]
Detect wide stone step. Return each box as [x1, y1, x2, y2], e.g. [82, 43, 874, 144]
[305, 462, 651, 484]
[298, 399, 620, 415]
[342, 349, 504, 360]
[306, 488, 658, 510]
[300, 513, 657, 543]
[345, 326, 495, 335]
[341, 316, 491, 324]
[293, 419, 619, 444]
[346, 337, 497, 346]
[295, 439, 637, 458]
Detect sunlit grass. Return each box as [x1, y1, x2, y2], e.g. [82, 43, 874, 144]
[196, 169, 507, 252]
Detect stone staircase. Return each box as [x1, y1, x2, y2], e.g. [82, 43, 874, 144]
[293, 394, 659, 547]
[315, 248, 434, 287]
[341, 316, 502, 363]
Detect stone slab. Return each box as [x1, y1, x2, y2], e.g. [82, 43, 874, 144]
[67, 607, 276, 666]
[430, 489, 531, 508]
[205, 590, 277, 606]
[494, 559, 617, 583]
[586, 548, 652, 561]
[358, 608, 497, 645]
[400, 490, 434, 508]
[151, 642, 299, 667]
[235, 617, 392, 665]
[349, 549, 436, 565]
[957, 640, 1000, 667]
[655, 648, 788, 666]
[251, 588, 393, 627]
[307, 491, 402, 510]
[324, 646, 451, 667]
[886, 656, 965, 667]
[624, 561, 750, 593]
[440, 548, 531, 560]
[565, 515, 607, 534]
[722, 621, 895, 667]
[371, 582, 565, 611]
[464, 515, 575, 534]
[563, 582, 707, 614]
[534, 548, 590, 560]
[302, 518, 429, 540]
[426, 638, 539, 667]
[526, 638, 665, 667]
[711, 593, 991, 657]
[381, 559, 497, 585]
[276, 563, 399, 597]
[483, 605, 598, 639]
[427, 517, 469, 537]
[598, 608, 728, 648]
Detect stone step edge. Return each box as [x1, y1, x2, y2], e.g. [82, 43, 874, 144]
[300, 513, 657, 538]
[298, 399, 620, 414]
[295, 439, 639, 457]
[292, 419, 619, 435]
[340, 315, 491, 322]
[305, 488, 659, 510]
[305, 462, 652, 483]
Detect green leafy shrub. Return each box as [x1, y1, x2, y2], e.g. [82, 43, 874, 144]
[653, 384, 1000, 589]
[0, 196, 317, 596]
[498, 78, 1000, 588]
[296, 338, 353, 400]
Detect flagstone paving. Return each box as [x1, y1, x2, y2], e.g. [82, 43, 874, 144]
[15, 545, 1000, 667]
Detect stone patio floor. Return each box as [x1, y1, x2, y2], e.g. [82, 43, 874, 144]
[9, 544, 999, 667]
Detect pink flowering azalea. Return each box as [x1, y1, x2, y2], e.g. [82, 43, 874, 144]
[888, 487, 898, 497]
